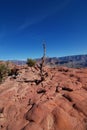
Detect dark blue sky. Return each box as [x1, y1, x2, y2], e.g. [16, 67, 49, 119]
[0, 0, 87, 60]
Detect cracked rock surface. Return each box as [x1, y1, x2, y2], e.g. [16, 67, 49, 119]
[0, 66, 87, 130]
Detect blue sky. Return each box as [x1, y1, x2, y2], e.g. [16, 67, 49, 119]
[0, 0, 87, 60]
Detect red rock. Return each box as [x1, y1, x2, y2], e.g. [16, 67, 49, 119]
[0, 66, 87, 130]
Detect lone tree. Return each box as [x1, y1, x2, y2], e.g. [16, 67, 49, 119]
[39, 41, 46, 80]
[34, 42, 48, 85]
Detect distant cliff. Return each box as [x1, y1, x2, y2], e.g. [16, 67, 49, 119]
[37, 54, 87, 68]
[8, 54, 87, 68]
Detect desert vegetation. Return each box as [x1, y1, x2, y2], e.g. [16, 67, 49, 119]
[0, 63, 10, 83]
[26, 58, 36, 67]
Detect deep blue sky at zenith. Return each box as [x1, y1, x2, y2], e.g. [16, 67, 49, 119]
[0, 0, 87, 60]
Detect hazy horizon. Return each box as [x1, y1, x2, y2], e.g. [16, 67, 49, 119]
[0, 53, 87, 61]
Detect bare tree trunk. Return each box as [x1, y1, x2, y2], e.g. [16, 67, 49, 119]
[40, 42, 46, 80]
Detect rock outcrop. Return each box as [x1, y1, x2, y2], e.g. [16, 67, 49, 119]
[0, 66, 87, 130]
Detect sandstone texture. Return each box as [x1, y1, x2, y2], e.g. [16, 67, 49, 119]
[0, 66, 87, 130]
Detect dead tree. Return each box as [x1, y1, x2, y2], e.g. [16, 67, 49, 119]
[40, 41, 46, 81]
[41, 42, 46, 71]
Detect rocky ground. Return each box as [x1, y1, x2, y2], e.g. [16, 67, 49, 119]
[0, 65, 87, 130]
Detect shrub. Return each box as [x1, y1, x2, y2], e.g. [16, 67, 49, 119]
[26, 58, 36, 67]
[0, 63, 10, 83]
[8, 67, 19, 76]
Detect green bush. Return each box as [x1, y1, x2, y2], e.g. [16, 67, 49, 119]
[0, 63, 10, 83]
[26, 58, 36, 67]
